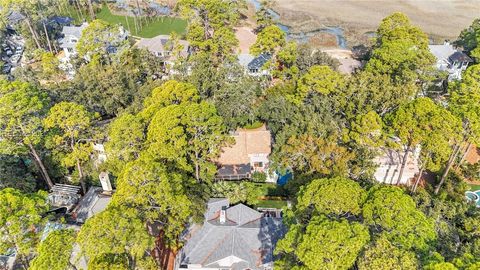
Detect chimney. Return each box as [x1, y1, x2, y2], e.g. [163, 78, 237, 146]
[220, 206, 227, 224]
[99, 172, 112, 194]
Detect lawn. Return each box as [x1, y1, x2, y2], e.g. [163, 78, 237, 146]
[255, 199, 288, 209]
[96, 5, 187, 38]
[468, 184, 480, 191]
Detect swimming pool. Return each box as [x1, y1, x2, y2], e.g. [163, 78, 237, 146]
[465, 190, 480, 207]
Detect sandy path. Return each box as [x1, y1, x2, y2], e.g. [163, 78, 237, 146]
[274, 0, 480, 39]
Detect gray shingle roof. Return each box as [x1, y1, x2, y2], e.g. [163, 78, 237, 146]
[179, 202, 284, 270]
[72, 187, 112, 223]
[248, 54, 271, 70]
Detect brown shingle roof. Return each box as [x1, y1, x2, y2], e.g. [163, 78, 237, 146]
[217, 125, 271, 165]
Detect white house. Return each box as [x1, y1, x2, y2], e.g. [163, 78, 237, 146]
[216, 125, 274, 181]
[175, 198, 284, 270]
[429, 42, 473, 81]
[238, 53, 271, 76]
[136, 34, 189, 73]
[58, 22, 88, 59]
[373, 147, 421, 185]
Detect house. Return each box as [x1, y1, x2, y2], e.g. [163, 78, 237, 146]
[373, 148, 420, 185]
[429, 42, 473, 81]
[136, 34, 189, 70]
[58, 22, 89, 59]
[175, 198, 285, 270]
[47, 184, 82, 212]
[71, 186, 112, 223]
[238, 53, 271, 76]
[59, 22, 129, 60]
[216, 125, 273, 181]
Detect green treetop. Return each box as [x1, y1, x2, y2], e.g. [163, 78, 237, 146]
[104, 113, 145, 176]
[457, 18, 480, 62]
[146, 101, 226, 183]
[296, 177, 367, 217]
[250, 25, 286, 56]
[30, 229, 76, 270]
[0, 80, 53, 188]
[362, 186, 436, 250]
[0, 188, 48, 267]
[358, 234, 418, 270]
[276, 216, 370, 270]
[365, 12, 435, 84]
[43, 102, 94, 193]
[76, 206, 155, 269]
[385, 97, 455, 185]
[292, 65, 344, 103]
[112, 156, 196, 248]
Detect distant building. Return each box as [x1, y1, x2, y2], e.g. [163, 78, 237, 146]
[216, 125, 274, 181]
[58, 22, 129, 60]
[429, 42, 473, 81]
[136, 34, 189, 71]
[58, 22, 89, 59]
[373, 147, 420, 185]
[175, 198, 285, 270]
[238, 53, 271, 76]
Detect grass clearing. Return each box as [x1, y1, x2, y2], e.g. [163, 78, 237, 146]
[468, 184, 480, 191]
[255, 199, 288, 209]
[96, 5, 187, 38]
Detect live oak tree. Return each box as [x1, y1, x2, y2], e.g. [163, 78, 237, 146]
[341, 71, 417, 118]
[0, 80, 54, 188]
[0, 188, 48, 269]
[43, 102, 94, 193]
[77, 206, 155, 269]
[296, 44, 340, 74]
[254, 0, 275, 32]
[53, 48, 164, 117]
[275, 133, 354, 177]
[30, 229, 76, 270]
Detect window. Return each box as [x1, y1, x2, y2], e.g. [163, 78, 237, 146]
[253, 162, 263, 168]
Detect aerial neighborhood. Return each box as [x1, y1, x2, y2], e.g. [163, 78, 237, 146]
[1, 0, 480, 270]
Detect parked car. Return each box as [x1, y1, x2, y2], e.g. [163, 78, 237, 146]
[15, 46, 23, 53]
[5, 50, 13, 56]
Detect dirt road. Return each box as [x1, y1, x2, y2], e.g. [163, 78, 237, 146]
[274, 0, 480, 42]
